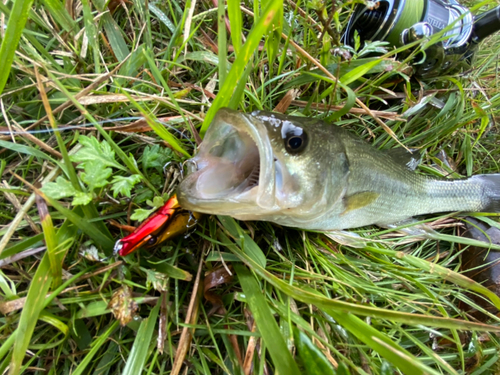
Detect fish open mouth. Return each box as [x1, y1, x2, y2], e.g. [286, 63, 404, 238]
[188, 128, 261, 198]
[177, 108, 276, 214]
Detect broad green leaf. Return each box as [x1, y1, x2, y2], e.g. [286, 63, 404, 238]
[76, 301, 110, 319]
[39, 311, 69, 336]
[72, 319, 92, 350]
[141, 144, 172, 172]
[285, 58, 401, 88]
[131, 208, 156, 221]
[110, 175, 142, 198]
[100, 13, 130, 61]
[81, 0, 100, 72]
[43, 70, 159, 195]
[72, 192, 93, 206]
[118, 45, 148, 82]
[227, 62, 252, 109]
[265, 5, 283, 67]
[178, 51, 227, 68]
[325, 82, 356, 121]
[80, 162, 112, 190]
[41, 177, 79, 199]
[72, 135, 125, 171]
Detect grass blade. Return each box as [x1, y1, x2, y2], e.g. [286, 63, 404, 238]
[324, 311, 439, 375]
[217, 0, 227, 87]
[9, 253, 52, 375]
[201, 0, 284, 136]
[293, 328, 336, 375]
[218, 225, 500, 332]
[36, 195, 61, 286]
[0, 0, 35, 95]
[70, 321, 120, 375]
[122, 300, 160, 375]
[227, 0, 242, 55]
[41, 193, 115, 252]
[234, 263, 300, 375]
[40, 0, 76, 33]
[364, 243, 500, 310]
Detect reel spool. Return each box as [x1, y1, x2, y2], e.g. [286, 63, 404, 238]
[343, 0, 500, 78]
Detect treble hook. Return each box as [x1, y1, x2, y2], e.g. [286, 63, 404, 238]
[163, 161, 183, 178]
[184, 212, 199, 239]
[180, 159, 197, 180]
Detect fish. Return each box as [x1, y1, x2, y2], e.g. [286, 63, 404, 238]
[177, 108, 500, 231]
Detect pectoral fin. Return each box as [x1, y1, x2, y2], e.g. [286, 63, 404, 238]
[342, 191, 380, 215]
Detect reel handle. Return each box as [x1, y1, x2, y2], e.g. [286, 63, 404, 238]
[472, 6, 500, 43]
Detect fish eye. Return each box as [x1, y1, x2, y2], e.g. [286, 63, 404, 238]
[146, 235, 158, 246]
[284, 131, 308, 154]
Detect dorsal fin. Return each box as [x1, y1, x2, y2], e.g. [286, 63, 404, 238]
[383, 148, 422, 171]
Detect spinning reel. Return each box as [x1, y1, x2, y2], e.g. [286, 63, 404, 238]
[343, 0, 500, 78]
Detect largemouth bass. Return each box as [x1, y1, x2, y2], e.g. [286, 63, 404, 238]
[177, 108, 500, 230]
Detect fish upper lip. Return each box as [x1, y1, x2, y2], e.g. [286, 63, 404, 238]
[178, 108, 276, 212]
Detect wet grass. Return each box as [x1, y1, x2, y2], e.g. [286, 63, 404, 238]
[1, 0, 500, 374]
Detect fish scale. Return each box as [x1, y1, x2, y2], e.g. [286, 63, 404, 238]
[178, 108, 500, 231]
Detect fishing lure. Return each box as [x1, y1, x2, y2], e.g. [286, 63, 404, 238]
[114, 194, 201, 256]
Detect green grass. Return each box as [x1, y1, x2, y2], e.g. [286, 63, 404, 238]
[1, 0, 500, 374]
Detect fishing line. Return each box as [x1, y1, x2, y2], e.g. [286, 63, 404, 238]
[0, 116, 196, 148]
[385, 0, 424, 46]
[351, 0, 425, 47]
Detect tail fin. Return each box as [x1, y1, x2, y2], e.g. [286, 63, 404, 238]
[473, 174, 500, 212]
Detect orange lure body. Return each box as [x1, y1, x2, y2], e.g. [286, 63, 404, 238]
[114, 194, 201, 256]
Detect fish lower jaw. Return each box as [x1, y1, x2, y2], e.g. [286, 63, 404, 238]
[177, 186, 263, 212]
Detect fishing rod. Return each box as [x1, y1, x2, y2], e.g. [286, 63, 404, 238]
[343, 0, 500, 78]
